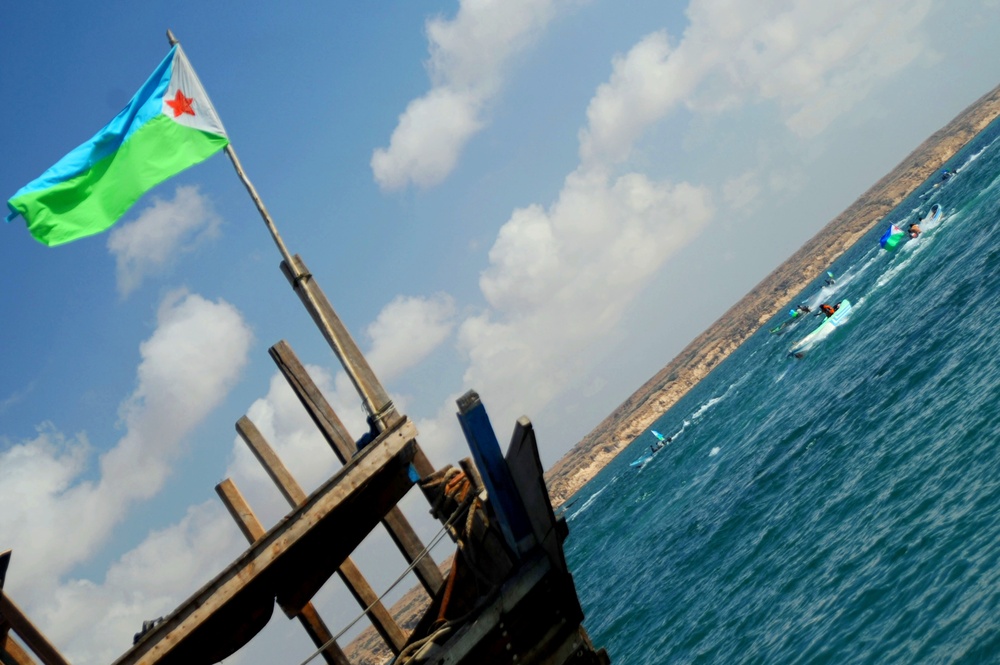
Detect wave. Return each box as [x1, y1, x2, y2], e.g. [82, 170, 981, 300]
[567, 475, 617, 521]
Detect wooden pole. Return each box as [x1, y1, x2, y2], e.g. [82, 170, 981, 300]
[164, 28, 389, 426]
[215, 480, 351, 665]
[0, 597, 71, 665]
[235, 418, 407, 653]
[269, 340, 442, 595]
[280, 257, 400, 430]
[0, 550, 9, 595]
[2, 632, 40, 665]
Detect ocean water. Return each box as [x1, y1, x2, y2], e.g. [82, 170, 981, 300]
[563, 119, 1000, 664]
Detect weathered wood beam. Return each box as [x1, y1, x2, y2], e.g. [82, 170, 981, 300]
[268, 340, 433, 476]
[269, 340, 443, 595]
[0, 549, 9, 649]
[2, 632, 40, 665]
[281, 255, 400, 431]
[505, 417, 567, 570]
[111, 418, 418, 665]
[0, 550, 9, 593]
[456, 390, 533, 553]
[215, 479, 351, 665]
[235, 417, 406, 653]
[0, 597, 71, 665]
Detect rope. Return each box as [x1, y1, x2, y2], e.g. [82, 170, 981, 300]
[294, 485, 474, 665]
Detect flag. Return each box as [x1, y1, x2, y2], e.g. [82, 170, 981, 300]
[879, 224, 904, 250]
[6, 45, 228, 246]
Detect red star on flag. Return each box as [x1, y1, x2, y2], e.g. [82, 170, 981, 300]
[166, 90, 195, 117]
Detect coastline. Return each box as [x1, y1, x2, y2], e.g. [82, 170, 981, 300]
[543, 80, 1000, 510]
[344, 82, 1000, 664]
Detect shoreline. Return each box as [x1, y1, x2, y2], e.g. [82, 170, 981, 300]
[344, 81, 1000, 664]
[543, 80, 1000, 510]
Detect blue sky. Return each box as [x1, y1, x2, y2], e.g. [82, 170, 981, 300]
[3, 2, 1000, 663]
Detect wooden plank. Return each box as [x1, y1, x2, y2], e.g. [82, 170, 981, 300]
[268, 340, 355, 462]
[504, 418, 567, 570]
[2, 632, 40, 665]
[455, 391, 532, 553]
[281, 255, 400, 432]
[269, 340, 443, 595]
[0, 548, 9, 652]
[234, 419, 406, 653]
[0, 550, 9, 593]
[235, 416, 303, 507]
[111, 418, 418, 665]
[0, 597, 71, 665]
[215, 480, 351, 665]
[434, 556, 590, 665]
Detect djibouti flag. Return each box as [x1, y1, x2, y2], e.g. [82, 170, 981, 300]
[6, 45, 228, 246]
[879, 224, 905, 251]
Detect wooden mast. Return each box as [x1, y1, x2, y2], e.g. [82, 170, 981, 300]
[164, 28, 398, 431]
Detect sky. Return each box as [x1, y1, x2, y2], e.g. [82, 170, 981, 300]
[2, 1, 1000, 663]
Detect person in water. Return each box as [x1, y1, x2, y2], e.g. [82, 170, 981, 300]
[820, 303, 838, 317]
[941, 169, 953, 181]
[789, 304, 811, 318]
[908, 223, 921, 238]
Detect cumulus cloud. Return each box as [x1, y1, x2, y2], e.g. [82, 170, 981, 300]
[582, 0, 933, 166]
[723, 170, 762, 211]
[366, 294, 457, 381]
[580, 30, 703, 166]
[40, 501, 245, 665]
[0, 291, 252, 597]
[686, 0, 932, 136]
[372, 0, 566, 190]
[456, 167, 713, 436]
[108, 186, 222, 297]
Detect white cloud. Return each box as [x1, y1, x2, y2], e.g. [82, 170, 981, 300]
[458, 166, 713, 431]
[41, 501, 244, 665]
[100, 290, 253, 502]
[582, 0, 934, 167]
[366, 294, 456, 381]
[108, 186, 222, 297]
[0, 291, 252, 599]
[686, 0, 932, 136]
[580, 30, 704, 166]
[723, 170, 762, 211]
[372, 0, 567, 190]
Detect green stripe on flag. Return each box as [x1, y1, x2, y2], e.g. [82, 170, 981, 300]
[9, 114, 228, 246]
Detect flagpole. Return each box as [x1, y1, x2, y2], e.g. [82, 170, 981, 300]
[166, 29, 295, 270]
[165, 29, 397, 429]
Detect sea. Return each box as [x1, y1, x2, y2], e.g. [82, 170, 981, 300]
[562, 117, 1000, 664]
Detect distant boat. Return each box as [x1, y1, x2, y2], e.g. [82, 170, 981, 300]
[921, 203, 943, 225]
[789, 300, 854, 356]
[631, 430, 669, 467]
[629, 452, 653, 468]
